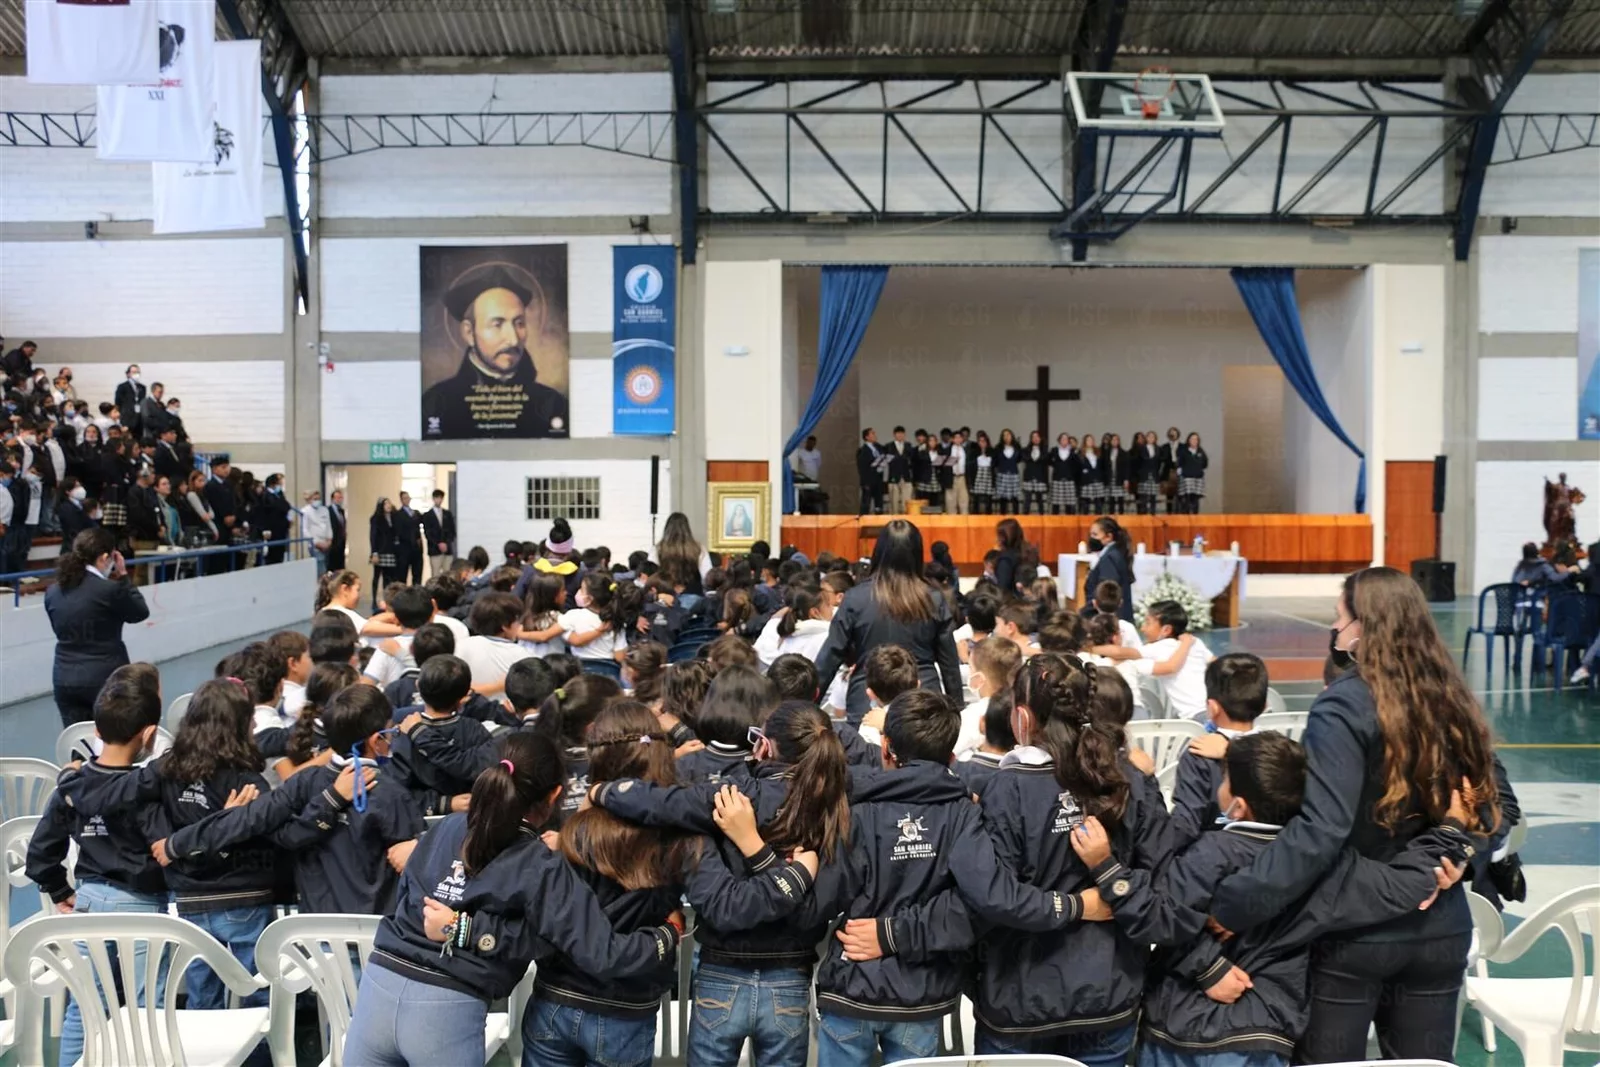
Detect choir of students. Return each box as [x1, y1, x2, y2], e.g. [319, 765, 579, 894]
[858, 425, 1210, 516]
[26, 514, 1514, 1067]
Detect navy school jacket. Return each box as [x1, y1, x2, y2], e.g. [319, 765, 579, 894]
[165, 757, 425, 915]
[952, 750, 1005, 798]
[392, 710, 494, 816]
[27, 762, 169, 903]
[370, 814, 679, 1004]
[813, 760, 1089, 1022]
[45, 759, 326, 913]
[971, 749, 1177, 1038]
[537, 824, 818, 1018]
[835, 720, 883, 770]
[592, 762, 852, 970]
[1092, 818, 1483, 1056]
[1170, 747, 1226, 847]
[675, 743, 755, 785]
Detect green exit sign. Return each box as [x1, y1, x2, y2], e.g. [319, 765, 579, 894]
[369, 441, 408, 463]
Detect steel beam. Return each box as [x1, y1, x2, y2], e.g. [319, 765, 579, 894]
[668, 0, 698, 263]
[1066, 0, 1131, 261]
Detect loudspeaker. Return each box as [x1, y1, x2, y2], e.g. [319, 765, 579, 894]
[649, 455, 660, 514]
[1432, 455, 1447, 514]
[1411, 558, 1455, 602]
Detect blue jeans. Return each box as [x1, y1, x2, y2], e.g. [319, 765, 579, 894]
[686, 962, 811, 1067]
[1137, 1043, 1287, 1067]
[976, 1021, 1137, 1067]
[343, 962, 488, 1067]
[182, 905, 273, 1009]
[59, 881, 169, 1067]
[817, 1012, 941, 1067]
[523, 997, 656, 1067]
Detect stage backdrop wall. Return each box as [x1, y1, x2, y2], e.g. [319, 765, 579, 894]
[810, 266, 1368, 514]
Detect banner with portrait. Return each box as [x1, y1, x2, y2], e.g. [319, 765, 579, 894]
[1579, 248, 1600, 440]
[151, 39, 263, 234]
[420, 244, 571, 440]
[97, 0, 216, 163]
[612, 245, 677, 436]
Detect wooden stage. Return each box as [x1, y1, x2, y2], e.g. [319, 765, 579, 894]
[780, 514, 1373, 574]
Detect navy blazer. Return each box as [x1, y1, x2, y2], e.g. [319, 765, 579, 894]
[1084, 542, 1135, 623]
[45, 571, 150, 687]
[813, 580, 963, 723]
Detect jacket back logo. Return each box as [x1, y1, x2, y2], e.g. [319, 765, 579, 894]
[1053, 791, 1086, 834]
[891, 813, 934, 861]
[435, 859, 468, 904]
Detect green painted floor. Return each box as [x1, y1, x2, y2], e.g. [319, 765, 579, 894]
[1210, 597, 1600, 1067]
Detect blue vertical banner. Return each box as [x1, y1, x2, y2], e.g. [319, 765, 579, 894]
[613, 245, 677, 435]
[1579, 248, 1599, 440]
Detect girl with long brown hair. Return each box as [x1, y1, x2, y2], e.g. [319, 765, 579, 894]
[814, 519, 962, 724]
[526, 702, 822, 1067]
[1209, 566, 1497, 1062]
[590, 700, 849, 1067]
[656, 510, 708, 599]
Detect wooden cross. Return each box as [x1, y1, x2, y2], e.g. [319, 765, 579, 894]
[1005, 365, 1080, 441]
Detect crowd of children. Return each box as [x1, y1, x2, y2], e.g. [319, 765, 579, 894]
[25, 513, 1506, 1067]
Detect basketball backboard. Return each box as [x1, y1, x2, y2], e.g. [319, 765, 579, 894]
[1066, 71, 1225, 135]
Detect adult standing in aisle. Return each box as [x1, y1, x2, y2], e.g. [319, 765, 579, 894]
[44, 528, 150, 726]
[422, 489, 456, 578]
[394, 490, 425, 584]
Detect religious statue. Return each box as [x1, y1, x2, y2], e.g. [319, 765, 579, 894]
[1542, 473, 1586, 553]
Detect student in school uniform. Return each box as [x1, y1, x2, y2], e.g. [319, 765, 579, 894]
[1169, 653, 1268, 846]
[992, 429, 1022, 514]
[1021, 430, 1049, 515]
[1178, 432, 1209, 515]
[1135, 601, 1214, 720]
[1082, 613, 1152, 719]
[393, 655, 494, 817]
[856, 429, 886, 517]
[954, 685, 1016, 798]
[945, 429, 971, 515]
[1161, 427, 1184, 514]
[458, 592, 533, 694]
[883, 427, 912, 515]
[1072, 731, 1481, 1067]
[1106, 433, 1135, 515]
[1049, 434, 1079, 516]
[910, 430, 939, 506]
[971, 431, 997, 515]
[1077, 434, 1104, 516]
[1081, 579, 1142, 648]
[934, 428, 956, 510]
[561, 571, 629, 665]
[1134, 432, 1164, 514]
[752, 584, 834, 670]
[955, 636, 1023, 761]
[362, 586, 436, 690]
[672, 665, 773, 785]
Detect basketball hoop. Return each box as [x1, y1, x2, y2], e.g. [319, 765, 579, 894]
[1134, 66, 1176, 120]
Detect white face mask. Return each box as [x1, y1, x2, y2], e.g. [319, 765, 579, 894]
[70, 486, 87, 503]
[129, 374, 140, 383]
[575, 587, 592, 609]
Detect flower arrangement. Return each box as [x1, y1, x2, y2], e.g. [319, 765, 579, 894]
[1135, 567, 1214, 631]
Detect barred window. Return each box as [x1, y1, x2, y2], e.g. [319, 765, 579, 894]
[526, 476, 601, 521]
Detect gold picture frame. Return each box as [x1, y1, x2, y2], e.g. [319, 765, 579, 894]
[707, 482, 770, 553]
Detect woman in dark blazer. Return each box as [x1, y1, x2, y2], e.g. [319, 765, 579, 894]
[1083, 515, 1135, 623]
[55, 477, 92, 545]
[1208, 567, 1499, 1062]
[813, 519, 962, 725]
[43, 527, 150, 726]
[991, 517, 1027, 598]
[369, 497, 400, 609]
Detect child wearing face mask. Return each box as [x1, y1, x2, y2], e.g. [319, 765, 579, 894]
[561, 570, 629, 663]
[955, 636, 1022, 761]
[1166, 653, 1268, 848]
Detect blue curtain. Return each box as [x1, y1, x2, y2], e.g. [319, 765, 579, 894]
[1231, 267, 1367, 513]
[783, 265, 890, 513]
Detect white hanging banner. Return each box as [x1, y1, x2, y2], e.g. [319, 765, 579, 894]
[26, 0, 160, 85]
[153, 39, 264, 235]
[97, 0, 217, 162]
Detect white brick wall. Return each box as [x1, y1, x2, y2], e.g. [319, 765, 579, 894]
[0, 237, 286, 336]
[67, 361, 286, 443]
[1474, 459, 1600, 590]
[319, 235, 631, 334]
[1478, 235, 1600, 335]
[1478, 357, 1580, 440]
[317, 74, 672, 218]
[454, 458, 671, 565]
[0, 78, 284, 223]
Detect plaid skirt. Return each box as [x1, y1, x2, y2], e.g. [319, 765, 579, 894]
[1082, 481, 1107, 501]
[995, 472, 1021, 498]
[1137, 478, 1162, 498]
[973, 467, 995, 495]
[1108, 484, 1128, 501]
[1180, 476, 1206, 498]
[1050, 479, 1078, 507]
[1021, 478, 1048, 495]
[374, 552, 397, 568]
[914, 478, 941, 494]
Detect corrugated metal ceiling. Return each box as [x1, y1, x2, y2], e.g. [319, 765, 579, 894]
[1, 1, 1597, 61]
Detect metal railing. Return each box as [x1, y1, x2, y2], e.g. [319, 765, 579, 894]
[0, 538, 314, 607]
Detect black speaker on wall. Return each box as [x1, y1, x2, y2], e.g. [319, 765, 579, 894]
[1432, 454, 1448, 514]
[649, 455, 660, 514]
[1411, 559, 1456, 602]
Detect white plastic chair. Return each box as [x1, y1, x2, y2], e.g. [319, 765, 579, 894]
[1265, 686, 1288, 715]
[0, 758, 61, 822]
[1255, 711, 1310, 742]
[255, 913, 514, 1067]
[1465, 891, 1503, 1053]
[165, 693, 194, 734]
[3, 912, 269, 1067]
[1464, 882, 1600, 1067]
[1125, 719, 1205, 771]
[54, 723, 173, 769]
[1, 815, 70, 1052]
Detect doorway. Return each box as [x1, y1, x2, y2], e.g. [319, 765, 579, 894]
[324, 463, 457, 597]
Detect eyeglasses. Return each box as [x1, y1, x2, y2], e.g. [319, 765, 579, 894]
[746, 725, 766, 748]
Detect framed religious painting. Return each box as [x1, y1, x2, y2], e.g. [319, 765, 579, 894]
[707, 482, 770, 554]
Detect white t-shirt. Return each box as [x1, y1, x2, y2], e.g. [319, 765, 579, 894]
[282, 680, 307, 719]
[559, 607, 629, 661]
[1140, 636, 1215, 719]
[1118, 620, 1143, 648]
[433, 612, 471, 649]
[752, 616, 831, 670]
[955, 695, 988, 761]
[328, 604, 381, 647]
[364, 633, 416, 688]
[1083, 651, 1152, 714]
[458, 635, 533, 687]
